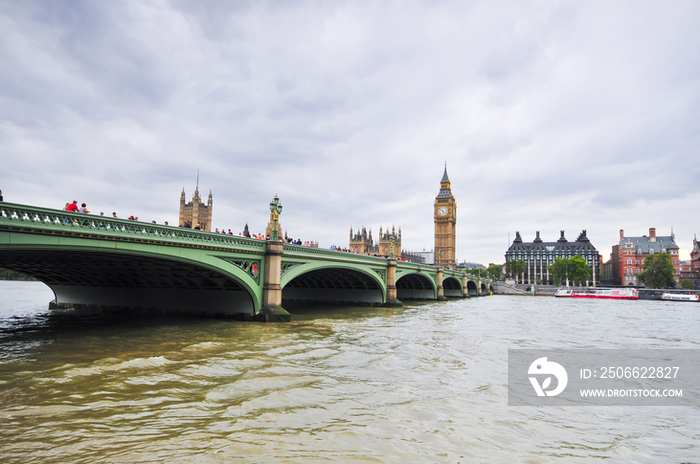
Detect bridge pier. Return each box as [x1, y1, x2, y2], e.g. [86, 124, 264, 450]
[436, 268, 447, 301]
[259, 241, 291, 322]
[462, 274, 471, 298]
[385, 258, 403, 307]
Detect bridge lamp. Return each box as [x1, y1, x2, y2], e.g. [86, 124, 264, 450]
[389, 234, 395, 259]
[269, 194, 283, 241]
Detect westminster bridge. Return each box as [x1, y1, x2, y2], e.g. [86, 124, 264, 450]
[0, 203, 493, 322]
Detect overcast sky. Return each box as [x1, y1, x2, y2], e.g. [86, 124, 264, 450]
[1, 0, 698, 264]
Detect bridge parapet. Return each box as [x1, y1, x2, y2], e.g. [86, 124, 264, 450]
[0, 202, 266, 252]
[282, 244, 393, 264]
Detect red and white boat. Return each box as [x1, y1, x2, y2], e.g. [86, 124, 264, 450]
[554, 287, 639, 300]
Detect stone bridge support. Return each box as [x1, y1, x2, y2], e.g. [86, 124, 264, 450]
[462, 274, 471, 298]
[260, 241, 291, 322]
[437, 268, 447, 301]
[385, 258, 402, 306]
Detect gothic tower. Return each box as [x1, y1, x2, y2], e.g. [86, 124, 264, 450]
[434, 165, 457, 268]
[350, 227, 373, 254]
[377, 225, 402, 257]
[179, 184, 213, 231]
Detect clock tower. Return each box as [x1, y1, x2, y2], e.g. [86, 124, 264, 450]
[434, 165, 457, 268]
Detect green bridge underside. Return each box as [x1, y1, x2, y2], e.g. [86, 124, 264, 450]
[0, 203, 491, 316]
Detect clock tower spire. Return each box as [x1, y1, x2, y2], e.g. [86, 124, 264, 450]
[434, 164, 457, 269]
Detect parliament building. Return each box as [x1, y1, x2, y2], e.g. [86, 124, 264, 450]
[179, 185, 213, 231]
[349, 225, 402, 257]
[349, 166, 458, 268]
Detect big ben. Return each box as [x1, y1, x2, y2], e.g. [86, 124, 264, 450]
[434, 165, 457, 268]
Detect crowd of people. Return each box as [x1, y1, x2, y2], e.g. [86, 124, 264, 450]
[174, 219, 319, 245]
[60, 199, 323, 246]
[63, 200, 147, 221]
[41, 199, 402, 257]
[328, 244, 409, 260]
[7, 196, 404, 258]
[64, 200, 90, 213]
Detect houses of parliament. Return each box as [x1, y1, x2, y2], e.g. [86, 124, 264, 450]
[179, 185, 213, 231]
[178, 166, 458, 268]
[350, 166, 457, 268]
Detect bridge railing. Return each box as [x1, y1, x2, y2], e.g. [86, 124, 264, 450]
[0, 202, 266, 252]
[282, 243, 396, 264]
[283, 245, 453, 272]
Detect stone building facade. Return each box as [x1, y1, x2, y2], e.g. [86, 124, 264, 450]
[600, 244, 621, 286]
[179, 186, 213, 231]
[349, 225, 402, 257]
[505, 230, 601, 285]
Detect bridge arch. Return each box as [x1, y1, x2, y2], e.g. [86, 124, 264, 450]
[443, 276, 463, 298]
[480, 282, 488, 294]
[396, 271, 437, 300]
[281, 262, 386, 305]
[0, 247, 261, 315]
[466, 280, 478, 296]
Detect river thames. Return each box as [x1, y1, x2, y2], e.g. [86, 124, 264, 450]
[1, 281, 699, 463]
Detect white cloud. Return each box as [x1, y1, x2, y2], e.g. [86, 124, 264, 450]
[1, 0, 698, 262]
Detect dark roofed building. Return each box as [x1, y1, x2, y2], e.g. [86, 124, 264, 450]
[505, 230, 600, 285]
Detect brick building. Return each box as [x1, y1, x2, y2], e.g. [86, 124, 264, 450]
[618, 228, 680, 286]
[689, 236, 700, 288]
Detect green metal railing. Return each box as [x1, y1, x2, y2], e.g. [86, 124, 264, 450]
[0, 202, 266, 252]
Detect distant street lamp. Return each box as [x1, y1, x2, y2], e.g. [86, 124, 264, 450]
[269, 194, 283, 241]
[389, 234, 395, 259]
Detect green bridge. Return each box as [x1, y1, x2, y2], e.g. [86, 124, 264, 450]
[0, 203, 493, 321]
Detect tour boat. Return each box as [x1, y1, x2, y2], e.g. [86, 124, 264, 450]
[660, 293, 699, 302]
[554, 287, 639, 300]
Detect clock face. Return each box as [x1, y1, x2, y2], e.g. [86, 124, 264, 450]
[438, 206, 448, 216]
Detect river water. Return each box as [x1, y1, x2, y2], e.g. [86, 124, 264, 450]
[0, 281, 698, 463]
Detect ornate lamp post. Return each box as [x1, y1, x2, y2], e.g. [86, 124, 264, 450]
[389, 234, 395, 259]
[269, 194, 283, 241]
